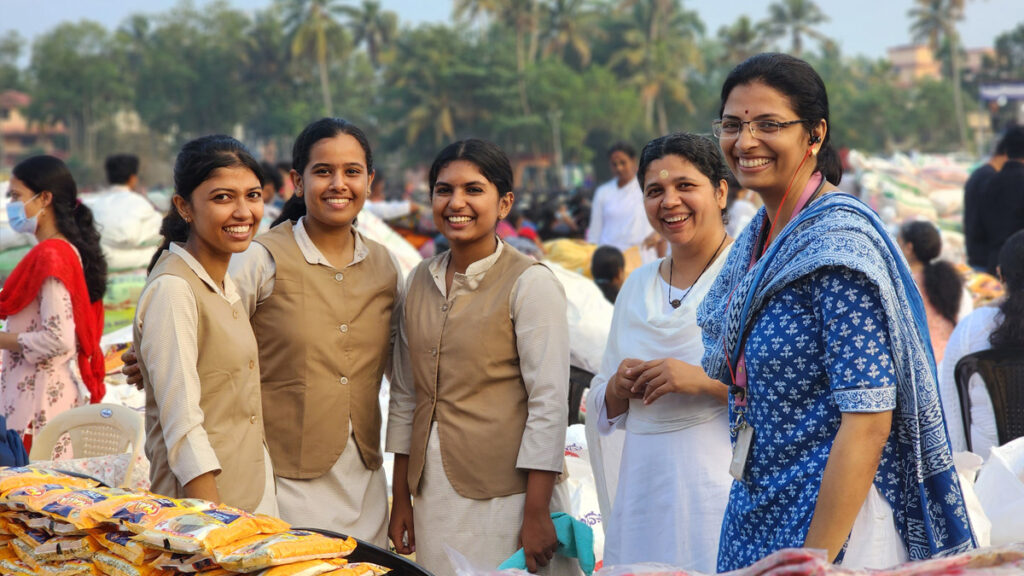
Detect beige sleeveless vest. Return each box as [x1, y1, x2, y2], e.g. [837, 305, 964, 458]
[135, 250, 266, 512]
[405, 246, 539, 499]
[252, 223, 398, 478]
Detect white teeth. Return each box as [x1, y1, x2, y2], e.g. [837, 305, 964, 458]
[664, 215, 690, 223]
[325, 198, 350, 206]
[739, 158, 771, 168]
[448, 216, 472, 223]
[224, 225, 250, 234]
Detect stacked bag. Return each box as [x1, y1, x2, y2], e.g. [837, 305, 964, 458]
[0, 467, 390, 576]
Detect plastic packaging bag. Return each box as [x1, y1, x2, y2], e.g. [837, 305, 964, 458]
[974, 436, 1024, 546]
[94, 529, 157, 565]
[0, 467, 98, 493]
[212, 529, 356, 572]
[132, 505, 289, 554]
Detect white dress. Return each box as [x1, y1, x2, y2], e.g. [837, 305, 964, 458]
[586, 177, 656, 262]
[588, 253, 733, 573]
[937, 306, 1000, 458]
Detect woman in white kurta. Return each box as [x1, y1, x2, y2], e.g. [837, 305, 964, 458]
[588, 133, 733, 572]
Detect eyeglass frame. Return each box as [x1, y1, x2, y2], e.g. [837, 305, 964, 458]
[711, 118, 808, 140]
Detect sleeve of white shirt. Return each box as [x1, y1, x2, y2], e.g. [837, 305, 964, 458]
[228, 243, 276, 318]
[385, 270, 417, 456]
[511, 265, 569, 473]
[384, 251, 407, 391]
[136, 276, 222, 485]
[586, 187, 604, 245]
[17, 278, 76, 364]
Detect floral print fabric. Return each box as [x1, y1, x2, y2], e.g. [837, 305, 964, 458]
[1, 277, 85, 437]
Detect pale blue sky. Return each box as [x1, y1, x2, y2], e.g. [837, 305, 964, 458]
[2, 0, 1021, 63]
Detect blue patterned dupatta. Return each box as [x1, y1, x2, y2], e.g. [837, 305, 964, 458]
[698, 191, 976, 560]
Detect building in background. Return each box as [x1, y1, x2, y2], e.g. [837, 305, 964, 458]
[0, 90, 67, 171]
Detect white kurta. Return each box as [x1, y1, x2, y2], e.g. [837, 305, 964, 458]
[937, 306, 1000, 457]
[587, 177, 656, 262]
[588, 253, 733, 573]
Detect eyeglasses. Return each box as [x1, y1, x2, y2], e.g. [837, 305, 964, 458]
[711, 119, 806, 140]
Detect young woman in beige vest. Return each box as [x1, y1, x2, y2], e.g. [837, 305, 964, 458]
[387, 139, 574, 575]
[124, 119, 402, 543]
[133, 135, 276, 514]
[225, 118, 402, 545]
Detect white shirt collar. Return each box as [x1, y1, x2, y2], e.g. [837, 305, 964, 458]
[427, 237, 505, 297]
[168, 242, 241, 303]
[293, 217, 370, 268]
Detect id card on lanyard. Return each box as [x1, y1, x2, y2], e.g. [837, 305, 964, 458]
[724, 173, 824, 481]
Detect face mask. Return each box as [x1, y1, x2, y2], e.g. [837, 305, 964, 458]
[6, 194, 41, 235]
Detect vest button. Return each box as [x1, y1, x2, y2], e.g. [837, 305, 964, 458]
[340, 376, 349, 385]
[441, 304, 449, 312]
[335, 272, 344, 282]
[248, 360, 255, 370]
[431, 348, 437, 357]
[232, 310, 239, 319]
[250, 415, 257, 424]
[340, 324, 349, 333]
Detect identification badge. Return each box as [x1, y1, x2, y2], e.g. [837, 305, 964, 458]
[729, 423, 755, 481]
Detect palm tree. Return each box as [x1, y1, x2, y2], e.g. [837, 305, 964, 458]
[717, 15, 768, 66]
[909, 0, 968, 150]
[541, 0, 598, 68]
[612, 0, 704, 134]
[455, 0, 541, 115]
[763, 0, 829, 55]
[281, 0, 351, 116]
[341, 0, 398, 68]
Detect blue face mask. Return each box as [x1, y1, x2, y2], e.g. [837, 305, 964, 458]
[6, 194, 41, 235]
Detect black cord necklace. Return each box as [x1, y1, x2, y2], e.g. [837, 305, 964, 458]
[668, 231, 728, 309]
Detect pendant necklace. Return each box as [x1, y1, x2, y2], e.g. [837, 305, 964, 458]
[668, 231, 728, 309]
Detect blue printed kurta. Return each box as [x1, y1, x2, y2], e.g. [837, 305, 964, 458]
[716, 267, 898, 570]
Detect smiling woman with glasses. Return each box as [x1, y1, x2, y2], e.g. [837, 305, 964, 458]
[691, 53, 976, 570]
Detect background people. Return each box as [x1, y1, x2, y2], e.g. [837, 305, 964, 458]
[0, 155, 108, 450]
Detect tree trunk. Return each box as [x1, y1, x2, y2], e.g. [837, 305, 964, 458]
[317, 29, 334, 117]
[950, 31, 968, 151]
[657, 96, 669, 136]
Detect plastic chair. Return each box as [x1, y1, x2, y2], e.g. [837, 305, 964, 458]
[28, 403, 144, 484]
[954, 348, 1024, 452]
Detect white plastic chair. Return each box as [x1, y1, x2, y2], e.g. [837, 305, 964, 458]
[29, 403, 145, 486]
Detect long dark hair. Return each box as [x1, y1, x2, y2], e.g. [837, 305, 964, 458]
[12, 156, 107, 302]
[272, 117, 374, 227]
[148, 135, 264, 273]
[719, 53, 843, 185]
[991, 230, 1024, 349]
[900, 220, 962, 324]
[428, 139, 514, 198]
[591, 245, 624, 304]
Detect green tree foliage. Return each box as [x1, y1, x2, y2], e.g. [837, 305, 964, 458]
[763, 0, 829, 55]
[0, 34, 25, 92]
[281, 0, 353, 116]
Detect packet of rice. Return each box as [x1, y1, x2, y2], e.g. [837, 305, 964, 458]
[0, 557, 36, 576]
[41, 488, 137, 529]
[212, 530, 356, 572]
[93, 529, 158, 565]
[148, 550, 217, 573]
[106, 496, 212, 532]
[1, 483, 74, 511]
[94, 550, 166, 576]
[254, 558, 350, 576]
[133, 505, 289, 554]
[0, 467, 98, 494]
[34, 534, 101, 561]
[8, 537, 41, 571]
[37, 558, 95, 576]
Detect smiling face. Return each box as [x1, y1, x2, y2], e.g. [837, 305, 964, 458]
[719, 81, 825, 201]
[642, 154, 727, 251]
[174, 165, 264, 261]
[432, 160, 514, 252]
[292, 133, 372, 230]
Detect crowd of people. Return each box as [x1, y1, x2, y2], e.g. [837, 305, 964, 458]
[8, 51, 1024, 575]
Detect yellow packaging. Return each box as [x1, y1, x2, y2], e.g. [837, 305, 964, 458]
[93, 551, 163, 576]
[38, 558, 96, 576]
[79, 492, 165, 529]
[8, 520, 50, 549]
[320, 563, 390, 576]
[212, 530, 355, 572]
[255, 558, 350, 576]
[104, 496, 211, 532]
[41, 488, 137, 529]
[0, 467, 98, 494]
[8, 538, 40, 571]
[0, 557, 36, 576]
[93, 529, 155, 565]
[1, 483, 74, 511]
[133, 505, 289, 554]
[35, 534, 101, 561]
[149, 550, 217, 572]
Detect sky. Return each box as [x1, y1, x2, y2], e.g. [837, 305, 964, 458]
[1, 0, 1021, 64]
